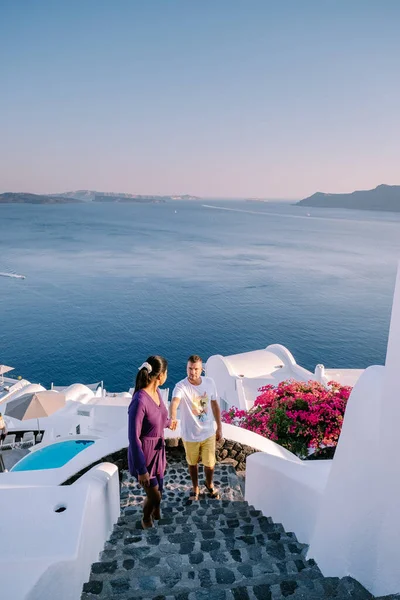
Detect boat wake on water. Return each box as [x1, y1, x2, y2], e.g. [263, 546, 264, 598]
[201, 204, 399, 226]
[0, 272, 26, 279]
[201, 204, 319, 220]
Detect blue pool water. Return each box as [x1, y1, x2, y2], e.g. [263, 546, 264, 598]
[11, 439, 95, 471]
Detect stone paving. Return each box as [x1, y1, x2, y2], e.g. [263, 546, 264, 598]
[81, 460, 380, 600]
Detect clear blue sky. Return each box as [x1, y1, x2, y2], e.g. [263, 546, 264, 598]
[1, 0, 399, 198]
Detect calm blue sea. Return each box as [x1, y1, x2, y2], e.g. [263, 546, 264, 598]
[1, 200, 399, 392]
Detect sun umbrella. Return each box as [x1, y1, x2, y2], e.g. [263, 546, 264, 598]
[5, 390, 66, 432]
[0, 365, 14, 384]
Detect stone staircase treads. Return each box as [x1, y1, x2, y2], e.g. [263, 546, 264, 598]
[81, 461, 376, 600]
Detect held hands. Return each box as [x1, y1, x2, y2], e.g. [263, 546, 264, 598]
[169, 419, 178, 431]
[138, 472, 150, 488]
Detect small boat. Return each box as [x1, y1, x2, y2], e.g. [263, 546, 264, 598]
[0, 272, 26, 279]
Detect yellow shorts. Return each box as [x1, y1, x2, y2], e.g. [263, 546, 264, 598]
[183, 435, 216, 468]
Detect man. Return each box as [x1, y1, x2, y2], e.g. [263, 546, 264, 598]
[170, 354, 222, 500]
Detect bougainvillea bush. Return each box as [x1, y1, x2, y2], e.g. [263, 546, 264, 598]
[222, 380, 352, 459]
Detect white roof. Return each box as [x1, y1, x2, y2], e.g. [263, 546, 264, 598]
[224, 349, 284, 378]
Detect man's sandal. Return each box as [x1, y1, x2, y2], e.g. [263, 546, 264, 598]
[188, 488, 200, 501]
[205, 484, 220, 499]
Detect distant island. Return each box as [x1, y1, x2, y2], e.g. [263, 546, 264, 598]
[53, 190, 201, 202]
[94, 194, 166, 204]
[0, 192, 82, 204]
[296, 184, 400, 212]
[0, 190, 200, 204]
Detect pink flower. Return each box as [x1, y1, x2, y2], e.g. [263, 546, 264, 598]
[221, 379, 351, 458]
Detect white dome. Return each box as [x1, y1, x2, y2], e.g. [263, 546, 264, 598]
[64, 383, 94, 403]
[10, 383, 46, 400]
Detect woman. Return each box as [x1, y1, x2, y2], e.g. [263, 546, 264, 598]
[128, 355, 177, 529]
[0, 412, 8, 443]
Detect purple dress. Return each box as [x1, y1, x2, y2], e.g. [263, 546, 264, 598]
[128, 389, 171, 486]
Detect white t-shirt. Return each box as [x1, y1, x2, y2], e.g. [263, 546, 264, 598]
[172, 376, 218, 442]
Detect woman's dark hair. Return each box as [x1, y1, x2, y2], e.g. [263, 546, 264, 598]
[134, 355, 168, 393]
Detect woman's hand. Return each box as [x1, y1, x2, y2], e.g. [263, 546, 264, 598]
[169, 420, 178, 431]
[138, 472, 150, 487]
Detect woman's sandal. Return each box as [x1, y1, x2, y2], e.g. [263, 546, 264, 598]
[188, 488, 200, 501]
[152, 507, 161, 520]
[205, 484, 220, 499]
[141, 517, 153, 530]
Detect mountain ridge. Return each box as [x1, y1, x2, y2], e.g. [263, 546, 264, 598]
[296, 184, 400, 212]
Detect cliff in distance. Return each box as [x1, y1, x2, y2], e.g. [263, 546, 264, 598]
[296, 184, 400, 212]
[0, 193, 82, 204]
[0, 190, 200, 204]
[53, 190, 200, 202]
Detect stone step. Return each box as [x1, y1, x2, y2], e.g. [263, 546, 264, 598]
[82, 569, 370, 600]
[119, 503, 278, 524]
[95, 548, 317, 576]
[83, 563, 327, 600]
[110, 525, 300, 547]
[118, 512, 287, 531]
[103, 535, 308, 564]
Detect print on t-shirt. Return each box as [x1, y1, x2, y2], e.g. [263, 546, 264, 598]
[191, 392, 209, 422]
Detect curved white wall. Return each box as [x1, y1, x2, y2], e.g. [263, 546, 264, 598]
[221, 422, 302, 463]
[308, 366, 382, 589]
[0, 462, 120, 600]
[246, 452, 331, 543]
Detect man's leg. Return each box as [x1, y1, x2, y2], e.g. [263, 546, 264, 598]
[189, 464, 199, 496]
[183, 440, 201, 499]
[204, 465, 214, 489]
[202, 435, 219, 498]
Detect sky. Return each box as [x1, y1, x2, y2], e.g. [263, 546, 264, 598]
[1, 0, 399, 199]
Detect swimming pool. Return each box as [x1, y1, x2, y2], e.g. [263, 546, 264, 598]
[11, 439, 95, 472]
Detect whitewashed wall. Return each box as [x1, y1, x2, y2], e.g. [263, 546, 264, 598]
[246, 452, 331, 543]
[0, 463, 120, 600]
[309, 263, 400, 596]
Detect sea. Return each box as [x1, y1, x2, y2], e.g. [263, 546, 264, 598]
[1, 200, 399, 393]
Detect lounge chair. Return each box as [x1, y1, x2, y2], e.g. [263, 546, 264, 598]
[1, 434, 16, 449]
[21, 431, 35, 447]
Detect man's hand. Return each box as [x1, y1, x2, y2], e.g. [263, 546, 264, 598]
[138, 472, 150, 487]
[216, 426, 223, 441]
